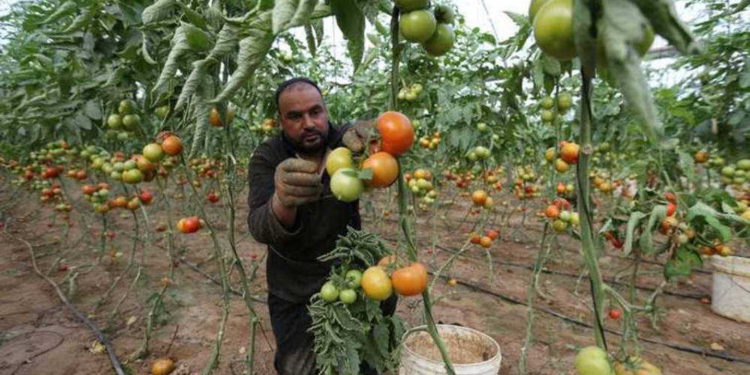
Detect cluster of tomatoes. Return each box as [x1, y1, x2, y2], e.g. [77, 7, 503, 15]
[105, 99, 142, 141]
[545, 141, 579, 174]
[405, 168, 437, 205]
[397, 83, 423, 102]
[465, 145, 491, 162]
[538, 92, 572, 123]
[717, 159, 750, 187]
[326, 111, 414, 203]
[542, 198, 579, 233]
[555, 182, 575, 198]
[589, 169, 617, 194]
[188, 156, 222, 179]
[319, 256, 428, 304]
[513, 166, 542, 200]
[469, 228, 500, 248]
[418, 130, 441, 150]
[396, 0, 455, 57]
[575, 345, 662, 375]
[209, 106, 234, 127]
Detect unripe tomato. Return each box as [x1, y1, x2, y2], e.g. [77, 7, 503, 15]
[423, 23, 455, 57]
[122, 114, 141, 130]
[552, 219, 568, 232]
[555, 158, 570, 173]
[377, 111, 414, 156]
[362, 152, 398, 188]
[330, 168, 364, 202]
[575, 346, 612, 375]
[528, 0, 552, 22]
[339, 289, 357, 304]
[155, 105, 170, 119]
[557, 92, 573, 111]
[326, 147, 353, 176]
[533, 0, 576, 60]
[391, 263, 428, 296]
[107, 114, 123, 129]
[541, 110, 555, 123]
[613, 357, 662, 375]
[119, 99, 137, 115]
[400, 10, 437, 43]
[361, 266, 393, 301]
[345, 269, 363, 289]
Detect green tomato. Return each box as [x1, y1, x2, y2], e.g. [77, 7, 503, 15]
[122, 169, 143, 184]
[541, 110, 555, 123]
[395, 0, 428, 12]
[326, 147, 354, 176]
[345, 269, 363, 289]
[117, 131, 130, 141]
[122, 114, 141, 130]
[467, 151, 478, 162]
[553, 219, 568, 232]
[737, 159, 750, 171]
[119, 99, 137, 115]
[528, 0, 552, 22]
[107, 114, 123, 129]
[330, 168, 364, 202]
[320, 281, 339, 302]
[540, 96, 555, 110]
[575, 346, 612, 375]
[557, 92, 573, 111]
[423, 23, 455, 57]
[113, 162, 125, 172]
[339, 289, 357, 304]
[721, 166, 735, 177]
[400, 10, 437, 43]
[143, 143, 164, 162]
[155, 105, 170, 119]
[533, 0, 576, 60]
[123, 160, 137, 171]
[475, 146, 491, 159]
[476, 122, 488, 132]
[110, 171, 122, 181]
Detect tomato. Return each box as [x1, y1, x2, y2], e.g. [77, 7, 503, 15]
[560, 142, 579, 164]
[545, 205, 560, 219]
[330, 168, 364, 202]
[345, 269, 363, 289]
[423, 23, 455, 57]
[486, 229, 500, 240]
[545, 147, 556, 162]
[206, 191, 220, 203]
[533, 0, 576, 60]
[395, 0, 428, 12]
[361, 266, 393, 301]
[122, 114, 141, 130]
[552, 219, 568, 232]
[127, 198, 140, 210]
[362, 152, 398, 188]
[413, 169, 428, 180]
[378, 255, 397, 268]
[666, 201, 676, 217]
[737, 159, 750, 170]
[614, 357, 662, 375]
[557, 92, 573, 111]
[575, 346, 612, 375]
[608, 308, 622, 320]
[151, 357, 175, 375]
[479, 236, 492, 248]
[528, 0, 552, 22]
[143, 143, 164, 162]
[134, 155, 155, 172]
[177, 216, 201, 234]
[377, 111, 414, 156]
[122, 169, 143, 184]
[471, 190, 488, 206]
[155, 105, 170, 119]
[119, 99, 137, 115]
[339, 289, 357, 304]
[541, 110, 555, 123]
[320, 281, 339, 302]
[555, 158, 570, 173]
[107, 114, 123, 129]
[161, 136, 183, 156]
[139, 190, 153, 205]
[82, 185, 98, 195]
[399, 10, 437, 43]
[391, 263, 428, 296]
[326, 147, 353, 176]
[470, 233, 481, 244]
[663, 192, 676, 203]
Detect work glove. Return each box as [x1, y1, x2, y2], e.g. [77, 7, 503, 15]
[273, 158, 322, 208]
[341, 120, 374, 153]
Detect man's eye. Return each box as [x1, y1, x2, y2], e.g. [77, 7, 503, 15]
[288, 113, 301, 120]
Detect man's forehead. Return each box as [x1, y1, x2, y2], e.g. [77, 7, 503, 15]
[279, 83, 321, 103]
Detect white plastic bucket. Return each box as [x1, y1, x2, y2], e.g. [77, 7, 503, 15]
[711, 255, 750, 323]
[399, 324, 502, 375]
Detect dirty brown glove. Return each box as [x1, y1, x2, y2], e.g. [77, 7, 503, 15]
[273, 158, 322, 208]
[341, 120, 374, 153]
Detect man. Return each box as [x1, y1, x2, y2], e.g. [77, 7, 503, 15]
[246, 77, 395, 375]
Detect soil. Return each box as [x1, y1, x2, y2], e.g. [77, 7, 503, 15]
[0, 177, 749, 375]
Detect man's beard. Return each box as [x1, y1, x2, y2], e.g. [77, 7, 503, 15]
[289, 127, 328, 155]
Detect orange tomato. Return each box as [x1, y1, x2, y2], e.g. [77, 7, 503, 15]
[486, 229, 500, 240]
[161, 136, 183, 156]
[479, 236, 492, 248]
[362, 266, 393, 300]
[391, 263, 428, 296]
[362, 152, 399, 188]
[377, 111, 414, 156]
[545, 204, 560, 219]
[471, 190, 488, 206]
[560, 142, 580, 164]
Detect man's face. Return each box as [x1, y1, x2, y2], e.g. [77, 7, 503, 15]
[278, 83, 329, 155]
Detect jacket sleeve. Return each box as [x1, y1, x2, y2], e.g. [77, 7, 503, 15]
[246, 143, 304, 246]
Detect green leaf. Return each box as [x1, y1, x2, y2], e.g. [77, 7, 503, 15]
[665, 247, 702, 279]
[639, 205, 666, 255]
[40, 1, 77, 25]
[686, 202, 732, 241]
[183, 23, 212, 51]
[330, 0, 365, 70]
[622, 211, 647, 256]
[631, 0, 701, 54]
[142, 0, 176, 25]
[83, 100, 101, 120]
[74, 111, 92, 130]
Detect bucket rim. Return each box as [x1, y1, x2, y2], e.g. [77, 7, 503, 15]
[711, 255, 750, 277]
[400, 324, 502, 368]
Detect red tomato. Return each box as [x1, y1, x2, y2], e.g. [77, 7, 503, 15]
[376, 111, 414, 156]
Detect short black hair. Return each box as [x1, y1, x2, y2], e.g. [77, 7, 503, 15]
[275, 77, 322, 111]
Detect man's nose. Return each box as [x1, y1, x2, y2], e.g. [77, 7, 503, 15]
[302, 114, 315, 128]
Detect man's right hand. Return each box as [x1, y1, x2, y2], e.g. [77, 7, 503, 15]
[273, 158, 322, 208]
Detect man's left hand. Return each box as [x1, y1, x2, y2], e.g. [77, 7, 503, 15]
[341, 120, 374, 153]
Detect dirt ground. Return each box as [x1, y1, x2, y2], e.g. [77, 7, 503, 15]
[1, 177, 749, 375]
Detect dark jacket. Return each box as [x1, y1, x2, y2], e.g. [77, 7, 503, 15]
[246, 123, 360, 303]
